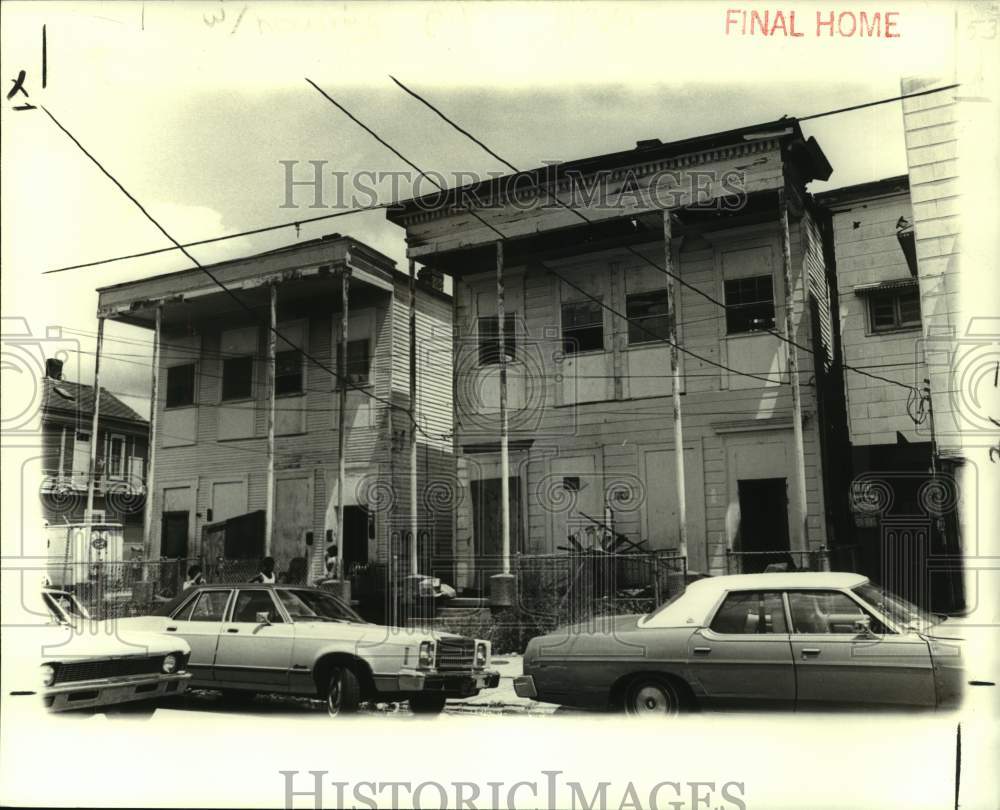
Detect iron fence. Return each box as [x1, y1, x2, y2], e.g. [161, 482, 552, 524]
[723, 545, 862, 575]
[514, 551, 687, 627]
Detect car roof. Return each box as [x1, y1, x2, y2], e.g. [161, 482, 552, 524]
[151, 583, 331, 616]
[688, 572, 869, 592]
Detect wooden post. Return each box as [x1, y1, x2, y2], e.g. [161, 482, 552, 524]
[408, 259, 419, 578]
[264, 284, 277, 556]
[84, 317, 105, 525]
[142, 307, 161, 560]
[58, 426, 66, 483]
[663, 210, 688, 564]
[337, 269, 350, 579]
[779, 189, 810, 550]
[490, 240, 516, 607]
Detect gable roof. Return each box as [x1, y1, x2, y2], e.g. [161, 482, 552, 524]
[41, 378, 147, 425]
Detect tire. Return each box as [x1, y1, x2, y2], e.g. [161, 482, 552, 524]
[105, 701, 156, 720]
[408, 692, 447, 715]
[326, 667, 362, 716]
[623, 676, 682, 717]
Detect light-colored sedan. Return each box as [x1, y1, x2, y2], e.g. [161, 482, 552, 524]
[5, 589, 191, 714]
[515, 572, 979, 714]
[119, 584, 498, 715]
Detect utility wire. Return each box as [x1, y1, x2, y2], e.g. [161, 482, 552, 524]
[307, 79, 783, 387]
[41, 83, 958, 278]
[388, 75, 920, 394]
[40, 105, 428, 436]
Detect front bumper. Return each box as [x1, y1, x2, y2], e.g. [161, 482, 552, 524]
[513, 674, 537, 699]
[393, 669, 500, 697]
[44, 671, 191, 713]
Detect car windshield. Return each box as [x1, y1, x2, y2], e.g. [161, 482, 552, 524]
[277, 589, 364, 624]
[43, 592, 90, 623]
[852, 582, 940, 631]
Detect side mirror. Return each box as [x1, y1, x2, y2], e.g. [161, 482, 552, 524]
[854, 616, 875, 636]
[255, 611, 271, 625]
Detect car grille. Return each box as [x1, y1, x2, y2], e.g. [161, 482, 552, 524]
[436, 637, 475, 671]
[53, 656, 167, 684]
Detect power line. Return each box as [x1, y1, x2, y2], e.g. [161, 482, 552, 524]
[43, 82, 961, 279]
[40, 105, 428, 437]
[388, 75, 921, 395]
[307, 79, 784, 388]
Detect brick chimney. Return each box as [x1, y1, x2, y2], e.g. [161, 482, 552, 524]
[45, 358, 64, 380]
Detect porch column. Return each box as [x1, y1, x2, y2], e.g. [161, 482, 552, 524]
[778, 189, 810, 550]
[84, 317, 105, 525]
[265, 283, 277, 556]
[330, 268, 352, 602]
[663, 210, 689, 566]
[142, 306, 162, 560]
[490, 239, 515, 608]
[408, 259, 421, 582]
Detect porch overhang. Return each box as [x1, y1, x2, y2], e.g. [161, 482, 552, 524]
[96, 235, 396, 328]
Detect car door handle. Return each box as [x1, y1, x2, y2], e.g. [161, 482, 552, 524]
[800, 648, 821, 658]
[693, 647, 712, 656]
[226, 628, 239, 633]
[166, 626, 177, 632]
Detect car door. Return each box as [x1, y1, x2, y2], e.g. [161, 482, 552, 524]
[786, 589, 936, 709]
[686, 590, 795, 709]
[212, 588, 295, 690]
[165, 588, 233, 682]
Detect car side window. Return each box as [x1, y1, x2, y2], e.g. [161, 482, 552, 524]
[709, 591, 787, 634]
[186, 590, 232, 622]
[787, 591, 889, 634]
[232, 590, 283, 623]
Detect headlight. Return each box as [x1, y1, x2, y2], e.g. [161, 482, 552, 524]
[40, 664, 56, 687]
[162, 654, 179, 674]
[418, 640, 435, 670]
[474, 642, 488, 669]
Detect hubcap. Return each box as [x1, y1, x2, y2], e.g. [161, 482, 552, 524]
[327, 672, 342, 715]
[632, 684, 673, 715]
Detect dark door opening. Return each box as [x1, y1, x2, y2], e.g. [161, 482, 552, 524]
[161, 511, 189, 559]
[736, 478, 791, 573]
[343, 505, 371, 573]
[470, 477, 522, 595]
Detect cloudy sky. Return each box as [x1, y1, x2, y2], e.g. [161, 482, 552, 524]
[2, 1, 956, 417]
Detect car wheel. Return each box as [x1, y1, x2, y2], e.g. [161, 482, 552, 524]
[326, 667, 362, 716]
[624, 677, 681, 717]
[408, 693, 447, 715]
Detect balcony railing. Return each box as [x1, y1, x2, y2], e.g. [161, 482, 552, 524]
[40, 468, 147, 496]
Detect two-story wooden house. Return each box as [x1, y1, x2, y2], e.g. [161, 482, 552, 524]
[95, 235, 453, 587]
[388, 118, 848, 595]
[40, 358, 149, 548]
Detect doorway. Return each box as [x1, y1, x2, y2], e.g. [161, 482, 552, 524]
[471, 477, 523, 594]
[161, 511, 189, 559]
[736, 478, 790, 573]
[342, 505, 370, 573]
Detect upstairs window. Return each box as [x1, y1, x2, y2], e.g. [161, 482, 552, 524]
[724, 275, 775, 334]
[626, 289, 670, 345]
[275, 350, 305, 396]
[478, 314, 517, 365]
[106, 434, 126, 478]
[221, 356, 253, 401]
[335, 340, 372, 387]
[868, 287, 921, 332]
[561, 300, 604, 354]
[165, 364, 196, 408]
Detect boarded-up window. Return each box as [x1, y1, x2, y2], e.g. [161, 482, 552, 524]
[626, 289, 670, 345]
[724, 275, 775, 334]
[221, 356, 253, 401]
[478, 314, 517, 365]
[561, 300, 604, 354]
[166, 364, 196, 408]
[275, 350, 304, 395]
